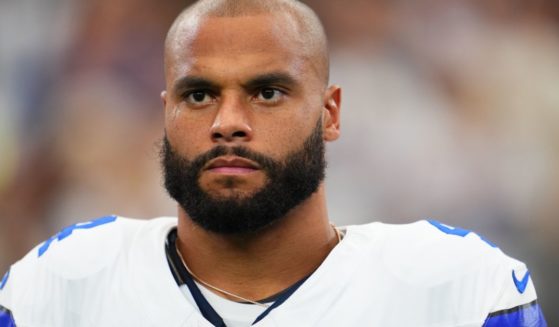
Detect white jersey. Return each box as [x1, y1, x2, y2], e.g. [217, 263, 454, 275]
[0, 216, 547, 326]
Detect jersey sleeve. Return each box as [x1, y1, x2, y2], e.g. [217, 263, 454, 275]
[0, 266, 20, 327]
[422, 220, 547, 326]
[482, 258, 547, 327]
[0, 267, 16, 326]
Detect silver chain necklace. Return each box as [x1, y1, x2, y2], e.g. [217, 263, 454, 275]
[175, 224, 342, 308]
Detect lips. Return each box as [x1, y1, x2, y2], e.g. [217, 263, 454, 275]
[205, 156, 259, 174]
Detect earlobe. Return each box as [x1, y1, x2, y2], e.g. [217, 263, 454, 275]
[161, 91, 167, 109]
[322, 85, 341, 142]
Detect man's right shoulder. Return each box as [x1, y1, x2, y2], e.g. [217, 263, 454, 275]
[0, 215, 177, 316]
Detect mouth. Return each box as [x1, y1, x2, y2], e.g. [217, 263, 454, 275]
[204, 156, 260, 175]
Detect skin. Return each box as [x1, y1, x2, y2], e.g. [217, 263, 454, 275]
[161, 12, 342, 301]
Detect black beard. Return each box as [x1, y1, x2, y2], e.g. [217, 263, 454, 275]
[160, 120, 326, 235]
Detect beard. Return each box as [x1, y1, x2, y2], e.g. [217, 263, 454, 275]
[161, 119, 326, 235]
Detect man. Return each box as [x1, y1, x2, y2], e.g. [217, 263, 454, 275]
[0, 0, 547, 326]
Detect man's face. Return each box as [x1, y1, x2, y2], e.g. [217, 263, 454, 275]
[161, 13, 338, 233]
[161, 118, 325, 234]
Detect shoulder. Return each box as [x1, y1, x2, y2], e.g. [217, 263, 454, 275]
[345, 220, 539, 314]
[347, 220, 528, 281]
[23, 216, 176, 277]
[0, 216, 177, 314]
[348, 219, 508, 267]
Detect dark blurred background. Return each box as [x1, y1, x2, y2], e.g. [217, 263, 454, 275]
[0, 0, 557, 323]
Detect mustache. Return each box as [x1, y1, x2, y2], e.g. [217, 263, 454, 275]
[162, 136, 279, 174]
[194, 145, 279, 172]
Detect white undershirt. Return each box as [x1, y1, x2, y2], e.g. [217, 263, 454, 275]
[179, 282, 269, 327]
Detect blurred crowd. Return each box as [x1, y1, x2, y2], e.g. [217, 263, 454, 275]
[1, 0, 558, 323]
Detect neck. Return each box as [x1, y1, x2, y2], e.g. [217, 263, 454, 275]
[175, 185, 337, 302]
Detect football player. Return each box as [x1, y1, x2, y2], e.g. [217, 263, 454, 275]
[0, 0, 547, 326]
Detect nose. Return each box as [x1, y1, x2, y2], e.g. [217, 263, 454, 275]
[210, 96, 253, 144]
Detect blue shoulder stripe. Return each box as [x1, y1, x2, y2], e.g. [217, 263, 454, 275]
[483, 300, 547, 327]
[0, 305, 16, 327]
[0, 269, 9, 290]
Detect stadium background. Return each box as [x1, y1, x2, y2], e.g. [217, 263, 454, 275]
[1, 0, 558, 324]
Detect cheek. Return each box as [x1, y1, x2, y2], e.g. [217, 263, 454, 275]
[165, 108, 211, 158]
[254, 107, 318, 158]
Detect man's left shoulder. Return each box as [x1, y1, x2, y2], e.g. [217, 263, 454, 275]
[348, 219, 532, 289]
[352, 219, 508, 264]
[343, 220, 545, 325]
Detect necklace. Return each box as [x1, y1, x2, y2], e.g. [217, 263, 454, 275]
[175, 223, 342, 308]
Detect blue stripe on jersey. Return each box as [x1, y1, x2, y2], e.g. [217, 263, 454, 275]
[0, 305, 16, 327]
[0, 269, 9, 290]
[483, 300, 547, 327]
[427, 220, 498, 248]
[38, 215, 117, 257]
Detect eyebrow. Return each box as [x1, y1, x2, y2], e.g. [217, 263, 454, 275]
[242, 72, 299, 90]
[173, 76, 219, 96]
[172, 72, 300, 96]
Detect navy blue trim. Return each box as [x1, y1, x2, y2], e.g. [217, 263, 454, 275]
[252, 274, 309, 324]
[166, 230, 226, 327]
[180, 263, 226, 327]
[165, 229, 310, 326]
[0, 305, 16, 327]
[483, 300, 547, 327]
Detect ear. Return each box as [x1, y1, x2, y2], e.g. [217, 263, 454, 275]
[160, 91, 168, 110]
[322, 85, 341, 142]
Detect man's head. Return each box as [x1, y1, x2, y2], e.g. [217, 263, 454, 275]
[160, 0, 341, 234]
[163, 0, 330, 87]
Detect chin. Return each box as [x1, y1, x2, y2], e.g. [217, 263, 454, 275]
[206, 188, 260, 201]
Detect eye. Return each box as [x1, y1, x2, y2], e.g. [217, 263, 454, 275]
[185, 91, 214, 106]
[255, 88, 284, 103]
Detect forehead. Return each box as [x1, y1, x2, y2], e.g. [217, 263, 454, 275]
[166, 14, 315, 83]
[195, 14, 298, 55]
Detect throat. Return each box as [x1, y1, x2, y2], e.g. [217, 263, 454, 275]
[166, 228, 315, 326]
[173, 197, 342, 302]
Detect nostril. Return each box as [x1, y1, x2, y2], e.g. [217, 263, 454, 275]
[211, 130, 249, 142]
[232, 131, 246, 138]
